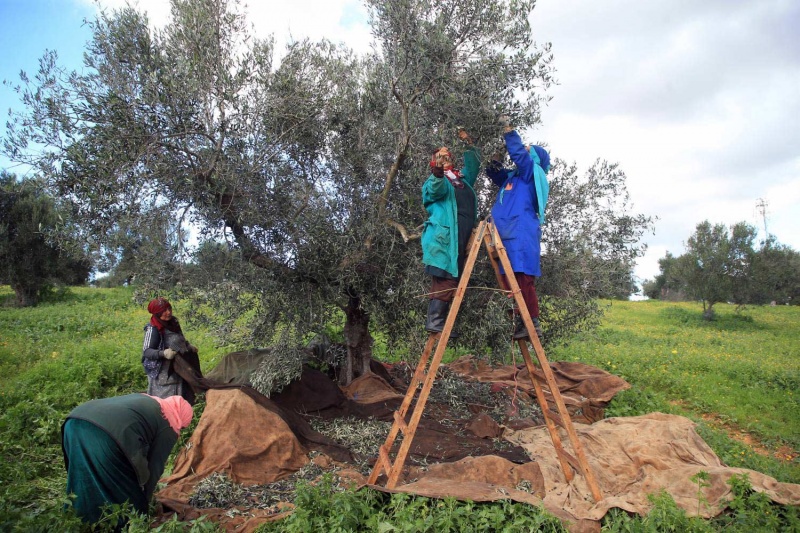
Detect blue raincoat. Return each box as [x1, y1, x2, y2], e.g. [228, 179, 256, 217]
[487, 131, 550, 277]
[421, 147, 480, 278]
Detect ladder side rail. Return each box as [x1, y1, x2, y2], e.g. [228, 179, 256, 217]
[481, 228, 509, 295]
[482, 224, 574, 479]
[366, 333, 438, 484]
[516, 340, 574, 480]
[486, 223, 544, 356]
[489, 223, 603, 501]
[384, 221, 488, 488]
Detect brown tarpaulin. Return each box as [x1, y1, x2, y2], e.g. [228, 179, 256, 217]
[156, 389, 308, 532]
[503, 413, 800, 524]
[444, 355, 631, 424]
[156, 352, 800, 532]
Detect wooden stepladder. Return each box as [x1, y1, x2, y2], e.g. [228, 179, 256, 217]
[367, 219, 603, 502]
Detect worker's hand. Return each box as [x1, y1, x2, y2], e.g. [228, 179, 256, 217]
[188, 344, 199, 354]
[457, 127, 473, 145]
[434, 147, 454, 170]
[163, 348, 177, 360]
[498, 115, 514, 133]
[429, 148, 449, 178]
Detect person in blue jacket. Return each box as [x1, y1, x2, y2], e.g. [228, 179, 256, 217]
[421, 129, 480, 334]
[485, 118, 550, 340]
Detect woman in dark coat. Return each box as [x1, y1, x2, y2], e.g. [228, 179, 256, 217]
[142, 297, 197, 404]
[61, 393, 193, 524]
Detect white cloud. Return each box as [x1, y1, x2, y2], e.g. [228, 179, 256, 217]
[87, 0, 372, 51]
[529, 0, 800, 281]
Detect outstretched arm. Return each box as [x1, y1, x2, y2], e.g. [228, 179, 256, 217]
[457, 128, 480, 187]
[503, 130, 533, 182]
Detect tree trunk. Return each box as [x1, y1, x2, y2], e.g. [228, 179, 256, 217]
[13, 285, 37, 307]
[340, 291, 374, 386]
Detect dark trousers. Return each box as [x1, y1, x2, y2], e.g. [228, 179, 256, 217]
[430, 276, 459, 302]
[502, 272, 540, 319]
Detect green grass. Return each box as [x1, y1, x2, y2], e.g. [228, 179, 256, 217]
[0, 287, 798, 531]
[549, 299, 800, 482]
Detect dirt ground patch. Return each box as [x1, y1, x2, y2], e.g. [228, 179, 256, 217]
[669, 400, 797, 463]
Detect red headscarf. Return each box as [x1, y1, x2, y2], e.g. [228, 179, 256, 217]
[147, 297, 182, 333]
[145, 394, 193, 434]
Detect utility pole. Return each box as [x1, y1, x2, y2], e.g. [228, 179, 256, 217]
[755, 198, 769, 238]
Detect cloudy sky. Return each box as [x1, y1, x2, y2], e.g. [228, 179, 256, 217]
[2, 0, 798, 284]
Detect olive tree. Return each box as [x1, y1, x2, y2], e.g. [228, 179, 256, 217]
[670, 221, 760, 318]
[0, 172, 91, 306]
[4, 0, 652, 383]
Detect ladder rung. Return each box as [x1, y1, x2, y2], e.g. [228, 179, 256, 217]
[555, 447, 582, 473]
[379, 445, 393, 472]
[544, 409, 565, 428]
[394, 411, 409, 433]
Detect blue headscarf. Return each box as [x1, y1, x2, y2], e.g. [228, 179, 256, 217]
[532, 145, 550, 174]
[529, 145, 550, 224]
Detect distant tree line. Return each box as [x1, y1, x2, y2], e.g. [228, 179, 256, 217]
[642, 220, 800, 318]
[0, 172, 91, 306]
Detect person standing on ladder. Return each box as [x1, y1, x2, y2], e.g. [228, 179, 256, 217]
[485, 116, 550, 340]
[421, 129, 480, 336]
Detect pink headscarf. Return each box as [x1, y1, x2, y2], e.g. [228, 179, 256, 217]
[145, 394, 193, 434]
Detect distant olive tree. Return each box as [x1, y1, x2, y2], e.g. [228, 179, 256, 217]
[745, 237, 800, 306]
[673, 221, 736, 319]
[0, 172, 91, 306]
[642, 252, 685, 301]
[660, 221, 756, 312]
[649, 220, 800, 317]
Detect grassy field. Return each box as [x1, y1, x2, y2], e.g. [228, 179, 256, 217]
[0, 286, 798, 531]
[549, 300, 799, 480]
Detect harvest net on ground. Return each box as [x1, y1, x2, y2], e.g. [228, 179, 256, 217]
[155, 347, 800, 531]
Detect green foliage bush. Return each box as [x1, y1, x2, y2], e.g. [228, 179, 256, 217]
[256, 476, 567, 533]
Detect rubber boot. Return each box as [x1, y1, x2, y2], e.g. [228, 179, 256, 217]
[532, 317, 543, 339]
[425, 299, 457, 338]
[512, 315, 529, 340]
[513, 316, 543, 340]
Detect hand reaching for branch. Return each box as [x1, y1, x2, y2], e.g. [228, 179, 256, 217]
[498, 115, 513, 133]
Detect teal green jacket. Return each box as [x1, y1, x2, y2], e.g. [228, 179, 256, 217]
[421, 146, 480, 277]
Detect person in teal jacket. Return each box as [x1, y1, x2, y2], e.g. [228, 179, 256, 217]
[486, 118, 550, 340]
[421, 129, 479, 334]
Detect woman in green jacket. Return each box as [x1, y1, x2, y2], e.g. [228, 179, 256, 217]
[421, 130, 480, 334]
[61, 393, 193, 524]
